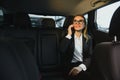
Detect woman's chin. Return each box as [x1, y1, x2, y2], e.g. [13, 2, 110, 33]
[75, 30, 82, 32]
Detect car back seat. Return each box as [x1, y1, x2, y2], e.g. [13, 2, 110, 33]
[0, 37, 40, 80]
[1, 12, 65, 80]
[90, 6, 120, 80]
[1, 28, 38, 56]
[0, 12, 38, 57]
[0, 12, 40, 80]
[37, 18, 65, 80]
[109, 6, 120, 41]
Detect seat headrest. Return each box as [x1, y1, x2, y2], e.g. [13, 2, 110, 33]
[109, 6, 120, 40]
[13, 13, 32, 28]
[41, 18, 55, 28]
[2, 12, 32, 29]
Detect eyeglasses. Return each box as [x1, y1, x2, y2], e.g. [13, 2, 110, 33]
[73, 20, 84, 24]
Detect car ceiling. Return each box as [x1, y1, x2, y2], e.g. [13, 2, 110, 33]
[0, 0, 118, 16]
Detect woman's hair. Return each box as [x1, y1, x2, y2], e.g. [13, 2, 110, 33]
[73, 15, 89, 42]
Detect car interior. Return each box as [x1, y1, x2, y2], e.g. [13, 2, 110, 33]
[0, 0, 120, 80]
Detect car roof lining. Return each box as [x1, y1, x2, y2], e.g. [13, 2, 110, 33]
[0, 0, 118, 16]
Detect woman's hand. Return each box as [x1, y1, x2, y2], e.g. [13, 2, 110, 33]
[67, 24, 74, 36]
[68, 66, 82, 76]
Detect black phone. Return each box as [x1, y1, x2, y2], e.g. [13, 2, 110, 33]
[71, 27, 75, 33]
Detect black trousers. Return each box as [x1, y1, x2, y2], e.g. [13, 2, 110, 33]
[65, 62, 91, 80]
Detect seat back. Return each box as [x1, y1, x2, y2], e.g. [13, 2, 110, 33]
[41, 18, 55, 28]
[1, 28, 38, 56]
[91, 6, 120, 80]
[91, 42, 120, 80]
[13, 12, 32, 29]
[0, 38, 40, 80]
[0, 12, 37, 56]
[1, 13, 65, 80]
[109, 6, 120, 40]
[37, 18, 64, 80]
[2, 12, 32, 29]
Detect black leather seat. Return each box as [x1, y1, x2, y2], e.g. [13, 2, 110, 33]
[91, 42, 120, 80]
[0, 38, 40, 80]
[91, 6, 120, 80]
[41, 18, 55, 28]
[0, 12, 38, 56]
[109, 6, 120, 40]
[0, 12, 40, 80]
[37, 18, 64, 80]
[13, 13, 32, 29]
[1, 28, 38, 56]
[1, 12, 32, 29]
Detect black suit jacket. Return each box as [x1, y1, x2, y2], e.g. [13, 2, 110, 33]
[60, 33, 92, 70]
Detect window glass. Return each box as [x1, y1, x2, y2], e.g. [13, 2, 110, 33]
[0, 8, 3, 26]
[96, 1, 120, 32]
[29, 14, 65, 28]
[84, 14, 88, 24]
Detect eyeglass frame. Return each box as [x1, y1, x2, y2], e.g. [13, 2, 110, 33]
[73, 19, 85, 24]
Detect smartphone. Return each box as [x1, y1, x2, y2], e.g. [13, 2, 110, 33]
[71, 26, 75, 33]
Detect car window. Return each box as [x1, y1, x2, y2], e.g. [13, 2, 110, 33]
[29, 14, 65, 28]
[96, 1, 120, 33]
[0, 8, 3, 26]
[84, 14, 88, 24]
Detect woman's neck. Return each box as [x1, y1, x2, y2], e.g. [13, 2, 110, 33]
[75, 31, 82, 38]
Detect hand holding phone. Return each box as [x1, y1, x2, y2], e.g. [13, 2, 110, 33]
[67, 24, 74, 36]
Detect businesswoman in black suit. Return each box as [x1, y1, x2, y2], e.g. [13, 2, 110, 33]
[60, 15, 92, 80]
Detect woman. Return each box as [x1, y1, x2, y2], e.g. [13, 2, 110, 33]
[60, 15, 92, 80]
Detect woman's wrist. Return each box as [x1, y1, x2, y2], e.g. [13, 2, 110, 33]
[66, 34, 72, 39]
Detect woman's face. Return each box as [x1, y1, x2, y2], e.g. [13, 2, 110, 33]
[73, 16, 85, 31]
